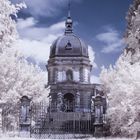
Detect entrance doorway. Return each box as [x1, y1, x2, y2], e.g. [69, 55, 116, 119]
[64, 93, 74, 112]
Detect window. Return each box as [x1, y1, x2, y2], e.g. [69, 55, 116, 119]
[65, 41, 72, 50]
[66, 70, 73, 81]
[53, 68, 58, 82]
[64, 93, 74, 112]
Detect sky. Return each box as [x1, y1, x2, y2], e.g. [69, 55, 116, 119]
[11, 0, 133, 82]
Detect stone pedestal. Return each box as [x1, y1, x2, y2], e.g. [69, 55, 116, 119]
[19, 124, 30, 138]
[94, 124, 104, 137]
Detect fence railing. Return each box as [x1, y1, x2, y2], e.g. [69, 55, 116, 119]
[0, 100, 105, 139]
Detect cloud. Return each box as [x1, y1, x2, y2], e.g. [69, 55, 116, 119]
[11, 0, 82, 18]
[96, 27, 125, 53]
[16, 39, 50, 63]
[17, 17, 37, 29]
[90, 75, 100, 84]
[16, 17, 65, 63]
[17, 17, 65, 40]
[88, 45, 97, 68]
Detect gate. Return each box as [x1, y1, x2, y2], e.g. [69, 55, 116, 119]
[30, 103, 94, 139]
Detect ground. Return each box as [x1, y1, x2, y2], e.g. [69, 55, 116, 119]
[0, 137, 139, 140]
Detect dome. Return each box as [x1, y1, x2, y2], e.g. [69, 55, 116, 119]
[49, 10, 88, 58]
[50, 34, 88, 58]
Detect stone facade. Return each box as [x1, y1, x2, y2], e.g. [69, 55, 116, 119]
[47, 56, 94, 112]
[47, 10, 105, 115]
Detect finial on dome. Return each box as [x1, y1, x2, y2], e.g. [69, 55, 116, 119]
[68, 0, 71, 17]
[65, 0, 73, 34]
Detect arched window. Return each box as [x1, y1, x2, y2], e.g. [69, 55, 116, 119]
[66, 70, 73, 81]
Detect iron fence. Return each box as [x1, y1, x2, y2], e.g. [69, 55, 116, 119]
[30, 102, 94, 139]
[0, 101, 95, 139]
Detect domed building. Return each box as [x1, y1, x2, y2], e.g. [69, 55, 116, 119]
[46, 7, 106, 136]
[49, 11, 95, 110]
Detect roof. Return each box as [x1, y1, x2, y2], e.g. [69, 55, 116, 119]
[50, 33, 88, 58]
[49, 8, 89, 58]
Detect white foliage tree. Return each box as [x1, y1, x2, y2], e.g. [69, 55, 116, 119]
[100, 0, 140, 137]
[125, 0, 140, 63]
[0, 51, 48, 104]
[0, 0, 50, 133]
[0, 0, 22, 50]
[0, 0, 49, 104]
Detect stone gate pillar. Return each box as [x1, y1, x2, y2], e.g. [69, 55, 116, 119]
[19, 96, 31, 137]
[93, 95, 104, 137]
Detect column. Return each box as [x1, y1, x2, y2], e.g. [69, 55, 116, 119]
[57, 92, 63, 112]
[75, 92, 80, 112]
